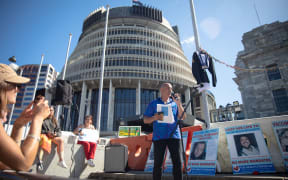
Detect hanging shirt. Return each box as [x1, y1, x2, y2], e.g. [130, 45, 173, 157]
[198, 51, 210, 69]
[144, 98, 180, 141]
[192, 51, 217, 87]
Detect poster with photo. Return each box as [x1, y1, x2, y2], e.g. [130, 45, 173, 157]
[272, 120, 288, 172]
[144, 143, 155, 172]
[225, 124, 275, 174]
[187, 128, 219, 176]
[163, 131, 188, 173]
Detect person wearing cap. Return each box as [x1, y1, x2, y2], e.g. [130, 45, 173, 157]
[0, 63, 50, 171]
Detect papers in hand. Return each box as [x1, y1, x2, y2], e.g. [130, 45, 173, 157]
[78, 129, 99, 143]
[157, 104, 175, 124]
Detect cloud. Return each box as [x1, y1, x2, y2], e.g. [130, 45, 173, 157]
[181, 36, 195, 45]
[200, 17, 221, 39]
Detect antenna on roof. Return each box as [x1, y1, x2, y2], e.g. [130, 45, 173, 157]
[253, 0, 262, 26]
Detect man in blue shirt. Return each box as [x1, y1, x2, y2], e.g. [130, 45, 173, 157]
[144, 83, 186, 180]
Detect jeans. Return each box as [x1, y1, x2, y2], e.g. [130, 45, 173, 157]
[153, 138, 183, 180]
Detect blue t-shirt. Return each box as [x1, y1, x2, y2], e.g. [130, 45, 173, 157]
[144, 98, 181, 141]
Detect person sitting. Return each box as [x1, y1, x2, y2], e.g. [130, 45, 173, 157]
[37, 106, 67, 170]
[0, 63, 50, 171]
[73, 115, 97, 167]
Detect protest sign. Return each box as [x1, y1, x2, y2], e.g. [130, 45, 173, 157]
[272, 120, 288, 172]
[187, 128, 219, 175]
[78, 128, 99, 143]
[225, 124, 275, 174]
[118, 126, 141, 137]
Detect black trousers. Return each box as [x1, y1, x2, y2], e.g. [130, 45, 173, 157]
[153, 138, 183, 180]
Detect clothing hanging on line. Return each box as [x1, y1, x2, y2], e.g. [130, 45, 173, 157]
[192, 50, 217, 87]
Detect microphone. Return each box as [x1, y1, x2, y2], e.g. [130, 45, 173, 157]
[171, 92, 179, 100]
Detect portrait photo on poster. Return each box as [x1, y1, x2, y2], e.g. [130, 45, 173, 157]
[190, 141, 207, 160]
[277, 128, 288, 152]
[234, 133, 260, 157]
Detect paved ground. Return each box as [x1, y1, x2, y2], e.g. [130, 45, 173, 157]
[1, 170, 287, 180]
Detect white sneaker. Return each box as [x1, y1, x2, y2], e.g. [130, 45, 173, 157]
[87, 159, 95, 167]
[57, 161, 68, 168]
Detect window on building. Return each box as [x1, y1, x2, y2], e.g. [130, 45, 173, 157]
[114, 88, 136, 131]
[49, 67, 53, 74]
[266, 64, 281, 81]
[24, 97, 32, 101]
[90, 89, 109, 131]
[272, 88, 288, 112]
[40, 66, 47, 72]
[141, 89, 159, 114]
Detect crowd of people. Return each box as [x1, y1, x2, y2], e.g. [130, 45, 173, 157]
[1, 62, 287, 179]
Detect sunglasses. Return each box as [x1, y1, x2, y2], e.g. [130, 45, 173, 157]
[7, 83, 22, 90]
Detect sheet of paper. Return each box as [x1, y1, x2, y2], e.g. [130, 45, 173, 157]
[78, 129, 99, 143]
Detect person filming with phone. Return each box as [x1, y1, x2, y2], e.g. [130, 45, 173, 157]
[144, 83, 186, 180]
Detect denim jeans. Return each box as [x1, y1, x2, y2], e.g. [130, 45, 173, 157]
[153, 138, 183, 180]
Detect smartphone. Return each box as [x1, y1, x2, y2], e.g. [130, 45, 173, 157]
[157, 112, 164, 121]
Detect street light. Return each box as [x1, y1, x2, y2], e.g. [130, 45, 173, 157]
[8, 56, 19, 72]
[9, 56, 16, 62]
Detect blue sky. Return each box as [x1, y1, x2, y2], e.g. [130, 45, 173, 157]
[0, 0, 287, 107]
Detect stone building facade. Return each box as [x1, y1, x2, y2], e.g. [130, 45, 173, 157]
[233, 21, 288, 119]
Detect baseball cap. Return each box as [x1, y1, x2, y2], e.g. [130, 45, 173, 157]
[0, 63, 30, 84]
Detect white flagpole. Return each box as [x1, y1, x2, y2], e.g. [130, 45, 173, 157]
[55, 33, 72, 122]
[24, 54, 44, 136]
[189, 0, 211, 128]
[96, 5, 110, 134]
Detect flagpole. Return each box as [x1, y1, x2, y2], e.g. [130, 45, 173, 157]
[189, 0, 211, 128]
[96, 5, 110, 134]
[24, 54, 44, 136]
[55, 33, 72, 122]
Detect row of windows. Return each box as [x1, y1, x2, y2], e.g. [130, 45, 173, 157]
[83, 27, 178, 47]
[25, 92, 33, 96]
[68, 58, 184, 74]
[76, 26, 179, 57]
[24, 97, 32, 101]
[76, 37, 184, 60]
[71, 45, 186, 69]
[68, 68, 191, 84]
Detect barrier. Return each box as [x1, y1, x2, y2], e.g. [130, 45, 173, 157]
[110, 134, 153, 170]
[110, 125, 202, 170]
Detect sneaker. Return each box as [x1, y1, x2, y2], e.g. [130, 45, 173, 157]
[57, 161, 68, 168]
[37, 161, 43, 171]
[87, 159, 95, 167]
